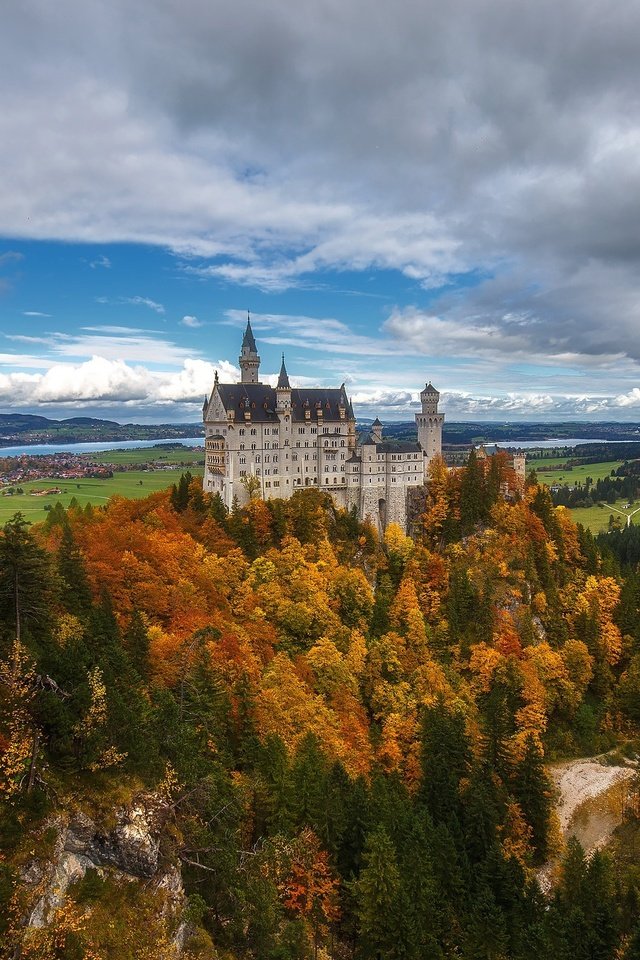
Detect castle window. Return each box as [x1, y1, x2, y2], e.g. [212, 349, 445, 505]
[256, 455, 261, 463]
[251, 443, 256, 451]
[273, 455, 278, 463]
[251, 428, 256, 436]
[265, 441, 270, 449]
[239, 429, 245, 436]
[240, 456, 246, 464]
[323, 427, 330, 434]
[341, 440, 345, 447]
[311, 428, 317, 434]
[265, 455, 270, 463]
[240, 443, 245, 450]
[265, 428, 270, 435]
[240, 469, 246, 477]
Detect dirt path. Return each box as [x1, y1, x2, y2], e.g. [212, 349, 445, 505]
[537, 757, 636, 892]
[550, 759, 636, 846]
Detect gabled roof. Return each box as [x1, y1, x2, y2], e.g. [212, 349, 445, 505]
[217, 383, 280, 422]
[290, 386, 349, 422]
[376, 440, 422, 453]
[211, 383, 355, 424]
[422, 382, 439, 394]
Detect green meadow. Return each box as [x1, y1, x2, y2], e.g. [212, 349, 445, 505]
[0, 466, 203, 525]
[89, 446, 204, 466]
[527, 456, 624, 485]
[568, 499, 640, 535]
[523, 455, 639, 533]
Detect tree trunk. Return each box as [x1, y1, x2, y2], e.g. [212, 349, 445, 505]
[14, 570, 20, 642]
[26, 728, 39, 793]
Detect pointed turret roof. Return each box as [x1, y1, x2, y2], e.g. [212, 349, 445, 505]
[372, 417, 382, 426]
[423, 381, 439, 394]
[242, 314, 258, 354]
[277, 353, 290, 389]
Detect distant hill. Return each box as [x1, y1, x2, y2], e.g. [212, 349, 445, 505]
[379, 420, 640, 446]
[0, 414, 203, 446]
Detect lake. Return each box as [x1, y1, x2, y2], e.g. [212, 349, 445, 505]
[0, 435, 635, 458]
[0, 437, 205, 457]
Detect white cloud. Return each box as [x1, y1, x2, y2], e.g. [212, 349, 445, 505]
[89, 254, 111, 269]
[224, 309, 408, 357]
[1, 0, 640, 392]
[3, 329, 199, 366]
[0, 356, 239, 407]
[22, 311, 52, 318]
[0, 251, 23, 266]
[181, 315, 203, 327]
[122, 296, 165, 314]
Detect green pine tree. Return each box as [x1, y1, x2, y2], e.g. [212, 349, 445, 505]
[354, 824, 403, 960]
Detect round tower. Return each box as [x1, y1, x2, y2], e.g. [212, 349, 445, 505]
[416, 382, 444, 465]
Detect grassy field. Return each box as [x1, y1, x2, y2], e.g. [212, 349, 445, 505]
[528, 456, 624, 485]
[89, 446, 204, 466]
[0, 466, 203, 525]
[568, 499, 640, 535]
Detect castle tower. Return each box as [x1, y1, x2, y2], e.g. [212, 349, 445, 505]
[275, 354, 291, 413]
[371, 417, 383, 443]
[239, 314, 260, 384]
[416, 382, 444, 464]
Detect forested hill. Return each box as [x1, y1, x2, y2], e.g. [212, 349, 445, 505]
[2, 456, 640, 958]
[0, 413, 202, 445]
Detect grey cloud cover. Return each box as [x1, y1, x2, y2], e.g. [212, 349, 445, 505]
[2, 0, 640, 411]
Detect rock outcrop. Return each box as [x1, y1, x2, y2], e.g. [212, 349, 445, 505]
[21, 792, 186, 938]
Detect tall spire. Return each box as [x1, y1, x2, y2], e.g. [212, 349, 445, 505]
[277, 353, 290, 389]
[239, 313, 260, 384]
[241, 312, 258, 355]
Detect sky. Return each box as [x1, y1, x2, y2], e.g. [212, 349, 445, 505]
[1, 0, 640, 423]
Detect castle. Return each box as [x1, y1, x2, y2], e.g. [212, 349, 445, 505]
[202, 319, 444, 532]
